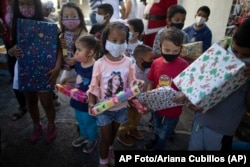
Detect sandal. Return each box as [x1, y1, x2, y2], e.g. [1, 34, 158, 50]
[11, 107, 27, 121]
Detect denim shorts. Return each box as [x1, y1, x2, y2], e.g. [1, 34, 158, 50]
[96, 107, 128, 127]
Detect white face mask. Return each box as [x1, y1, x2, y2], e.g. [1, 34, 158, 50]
[128, 32, 133, 41]
[195, 16, 206, 26]
[105, 40, 127, 58]
[96, 13, 105, 23]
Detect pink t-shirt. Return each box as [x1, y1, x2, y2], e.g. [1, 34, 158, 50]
[88, 55, 136, 111]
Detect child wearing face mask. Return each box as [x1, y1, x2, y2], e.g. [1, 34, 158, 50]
[87, 22, 143, 167]
[125, 18, 144, 61]
[145, 27, 189, 151]
[59, 2, 88, 82]
[60, 35, 99, 154]
[90, 3, 114, 41]
[117, 44, 154, 147]
[183, 6, 212, 52]
[152, 4, 190, 58]
[8, 0, 62, 143]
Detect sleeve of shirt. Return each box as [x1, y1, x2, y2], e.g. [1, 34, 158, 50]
[203, 28, 212, 52]
[152, 30, 162, 54]
[87, 61, 101, 98]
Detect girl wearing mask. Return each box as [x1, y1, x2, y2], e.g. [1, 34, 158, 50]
[59, 2, 88, 81]
[8, 0, 62, 143]
[87, 22, 143, 167]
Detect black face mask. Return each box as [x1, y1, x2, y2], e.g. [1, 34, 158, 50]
[170, 22, 184, 30]
[141, 61, 152, 69]
[162, 52, 179, 62]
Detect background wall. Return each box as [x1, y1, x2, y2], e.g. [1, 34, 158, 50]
[178, 0, 233, 43]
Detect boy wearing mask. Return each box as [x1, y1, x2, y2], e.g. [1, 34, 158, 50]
[152, 4, 189, 58]
[183, 6, 212, 52]
[118, 44, 154, 146]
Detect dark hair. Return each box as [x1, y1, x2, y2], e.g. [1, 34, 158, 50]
[160, 27, 184, 46]
[167, 5, 186, 20]
[98, 3, 114, 16]
[59, 2, 88, 33]
[127, 18, 144, 37]
[233, 19, 250, 48]
[133, 44, 152, 60]
[76, 35, 99, 54]
[12, 0, 44, 44]
[101, 21, 129, 54]
[197, 6, 210, 17]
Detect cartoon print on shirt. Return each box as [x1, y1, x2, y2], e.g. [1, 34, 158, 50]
[104, 71, 124, 99]
[76, 74, 90, 88]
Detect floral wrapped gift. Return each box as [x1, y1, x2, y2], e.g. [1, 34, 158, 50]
[90, 85, 141, 116]
[55, 84, 88, 103]
[136, 86, 182, 112]
[173, 43, 248, 113]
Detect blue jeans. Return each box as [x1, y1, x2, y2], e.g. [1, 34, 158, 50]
[152, 112, 179, 150]
[75, 109, 98, 141]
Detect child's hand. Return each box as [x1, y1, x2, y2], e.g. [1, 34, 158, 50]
[132, 79, 144, 90]
[88, 102, 95, 116]
[59, 38, 67, 49]
[187, 103, 204, 113]
[8, 45, 23, 58]
[47, 67, 60, 85]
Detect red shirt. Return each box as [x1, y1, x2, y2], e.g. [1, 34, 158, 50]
[147, 56, 189, 118]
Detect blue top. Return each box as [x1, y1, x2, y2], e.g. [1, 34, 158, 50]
[70, 62, 94, 111]
[183, 24, 212, 52]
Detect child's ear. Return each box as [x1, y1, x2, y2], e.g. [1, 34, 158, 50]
[88, 49, 95, 57]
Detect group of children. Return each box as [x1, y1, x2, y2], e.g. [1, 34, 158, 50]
[1, 0, 250, 167]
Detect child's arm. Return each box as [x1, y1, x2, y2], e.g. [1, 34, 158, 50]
[147, 81, 154, 91]
[47, 40, 63, 85]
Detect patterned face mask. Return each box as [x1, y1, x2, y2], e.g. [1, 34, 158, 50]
[19, 7, 35, 18]
[62, 19, 80, 30]
[105, 40, 127, 58]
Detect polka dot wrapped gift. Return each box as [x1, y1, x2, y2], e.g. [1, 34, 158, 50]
[173, 43, 248, 113]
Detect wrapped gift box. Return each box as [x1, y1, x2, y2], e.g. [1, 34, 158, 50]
[90, 85, 141, 116]
[62, 31, 76, 69]
[55, 84, 88, 103]
[181, 41, 203, 59]
[136, 86, 182, 112]
[17, 19, 58, 91]
[173, 43, 248, 113]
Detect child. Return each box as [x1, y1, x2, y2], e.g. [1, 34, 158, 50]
[87, 21, 143, 167]
[187, 19, 250, 151]
[145, 27, 189, 151]
[90, 3, 114, 41]
[125, 18, 144, 59]
[60, 35, 99, 153]
[153, 4, 189, 58]
[183, 6, 212, 52]
[59, 2, 88, 82]
[118, 44, 154, 146]
[8, 0, 62, 143]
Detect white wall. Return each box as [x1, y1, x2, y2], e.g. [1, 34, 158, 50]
[179, 0, 233, 43]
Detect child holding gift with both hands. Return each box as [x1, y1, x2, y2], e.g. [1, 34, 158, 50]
[145, 27, 189, 151]
[60, 35, 99, 153]
[87, 22, 144, 167]
[8, 0, 62, 143]
[59, 2, 88, 81]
